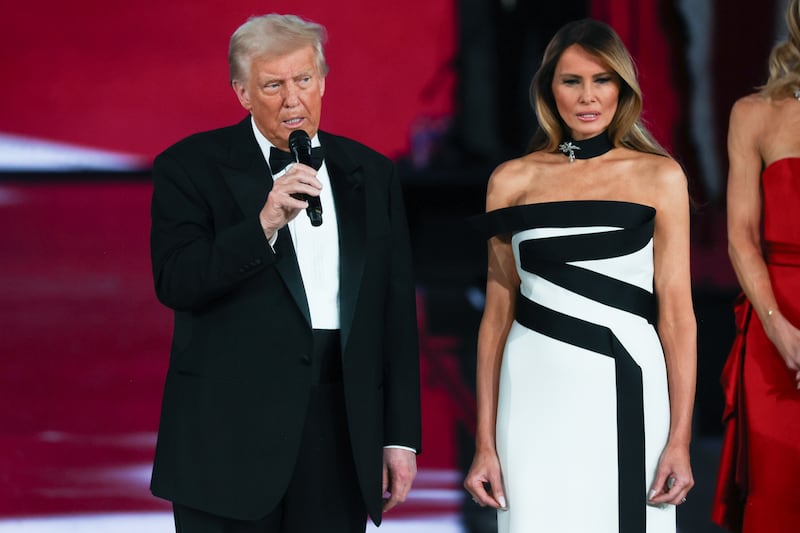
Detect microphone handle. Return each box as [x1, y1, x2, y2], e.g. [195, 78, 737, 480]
[306, 200, 322, 226]
[293, 142, 323, 227]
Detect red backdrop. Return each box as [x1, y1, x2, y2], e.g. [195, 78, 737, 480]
[0, 1, 456, 164]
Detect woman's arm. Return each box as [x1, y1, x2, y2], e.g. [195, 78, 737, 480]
[648, 158, 696, 506]
[726, 97, 800, 382]
[464, 164, 521, 510]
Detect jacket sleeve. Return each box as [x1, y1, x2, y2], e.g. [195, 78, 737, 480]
[381, 162, 422, 452]
[150, 150, 277, 311]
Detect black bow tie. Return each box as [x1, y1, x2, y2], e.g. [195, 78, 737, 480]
[269, 145, 325, 174]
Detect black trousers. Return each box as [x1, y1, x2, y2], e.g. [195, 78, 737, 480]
[173, 330, 367, 533]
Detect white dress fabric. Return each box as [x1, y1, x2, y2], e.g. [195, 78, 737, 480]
[476, 201, 675, 533]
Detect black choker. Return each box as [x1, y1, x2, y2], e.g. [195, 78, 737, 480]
[558, 132, 614, 163]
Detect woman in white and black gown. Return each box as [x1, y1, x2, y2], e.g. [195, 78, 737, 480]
[464, 19, 696, 533]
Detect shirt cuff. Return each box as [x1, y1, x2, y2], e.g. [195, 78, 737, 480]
[267, 230, 278, 251]
[383, 445, 417, 453]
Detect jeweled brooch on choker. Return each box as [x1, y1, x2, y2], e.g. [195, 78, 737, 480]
[558, 141, 581, 163]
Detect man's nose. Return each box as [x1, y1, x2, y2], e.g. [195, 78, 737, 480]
[283, 84, 300, 107]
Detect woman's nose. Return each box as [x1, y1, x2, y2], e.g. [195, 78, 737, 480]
[579, 83, 596, 103]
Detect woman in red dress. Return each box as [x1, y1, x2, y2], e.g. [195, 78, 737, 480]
[713, 0, 800, 531]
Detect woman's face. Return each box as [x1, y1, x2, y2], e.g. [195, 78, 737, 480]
[551, 44, 620, 140]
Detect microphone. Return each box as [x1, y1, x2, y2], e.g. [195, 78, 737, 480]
[288, 129, 323, 227]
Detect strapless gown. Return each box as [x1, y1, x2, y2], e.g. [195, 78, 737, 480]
[475, 201, 675, 533]
[718, 158, 800, 533]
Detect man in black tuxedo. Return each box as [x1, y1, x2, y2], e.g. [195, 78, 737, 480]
[149, 14, 421, 533]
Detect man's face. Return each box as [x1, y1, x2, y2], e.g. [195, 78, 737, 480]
[233, 45, 325, 150]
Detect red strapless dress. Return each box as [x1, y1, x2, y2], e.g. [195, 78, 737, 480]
[713, 158, 800, 532]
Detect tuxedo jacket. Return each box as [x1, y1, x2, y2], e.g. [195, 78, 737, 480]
[149, 117, 421, 523]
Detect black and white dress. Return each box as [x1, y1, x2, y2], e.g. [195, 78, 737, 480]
[476, 200, 675, 533]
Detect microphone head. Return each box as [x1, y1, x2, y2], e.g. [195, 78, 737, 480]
[288, 129, 311, 152]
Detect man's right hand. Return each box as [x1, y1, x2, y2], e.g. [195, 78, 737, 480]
[260, 163, 322, 239]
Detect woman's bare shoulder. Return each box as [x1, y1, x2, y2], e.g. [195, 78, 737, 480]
[616, 149, 686, 207]
[490, 151, 551, 177]
[733, 92, 768, 109]
[730, 93, 775, 126]
[648, 156, 688, 211]
[621, 149, 683, 180]
[485, 152, 552, 209]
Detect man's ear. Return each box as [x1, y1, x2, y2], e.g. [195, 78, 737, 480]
[232, 80, 251, 111]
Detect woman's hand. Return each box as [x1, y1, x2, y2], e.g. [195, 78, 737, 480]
[764, 311, 800, 387]
[464, 448, 507, 510]
[647, 441, 694, 507]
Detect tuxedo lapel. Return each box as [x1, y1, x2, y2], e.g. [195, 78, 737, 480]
[272, 227, 312, 326]
[221, 117, 312, 327]
[321, 132, 365, 352]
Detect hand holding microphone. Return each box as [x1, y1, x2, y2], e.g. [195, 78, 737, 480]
[260, 130, 323, 239]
